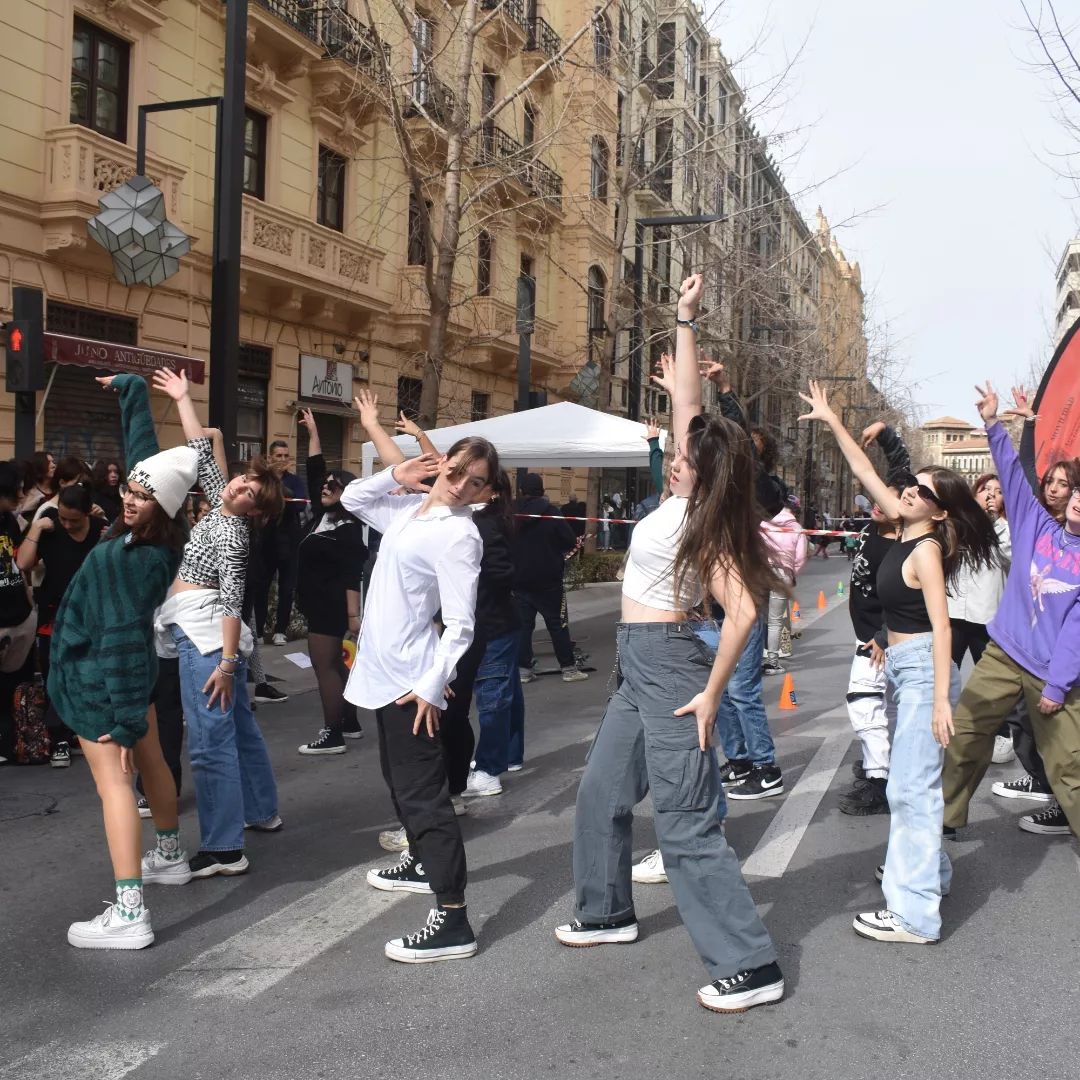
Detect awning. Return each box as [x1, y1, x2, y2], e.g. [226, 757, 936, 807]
[43, 332, 206, 384]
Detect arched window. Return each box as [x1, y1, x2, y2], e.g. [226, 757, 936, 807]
[587, 265, 607, 358]
[590, 137, 609, 202]
[593, 12, 611, 75]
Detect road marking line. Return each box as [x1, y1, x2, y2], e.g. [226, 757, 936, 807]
[153, 861, 406, 1001]
[742, 722, 853, 880]
[0, 1040, 164, 1080]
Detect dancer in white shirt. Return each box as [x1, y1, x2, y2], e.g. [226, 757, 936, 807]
[341, 434, 498, 963]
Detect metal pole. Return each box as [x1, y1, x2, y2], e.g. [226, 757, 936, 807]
[629, 219, 644, 423]
[515, 272, 535, 494]
[208, 0, 247, 461]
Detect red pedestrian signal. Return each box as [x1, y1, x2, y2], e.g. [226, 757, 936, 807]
[8, 327, 23, 352]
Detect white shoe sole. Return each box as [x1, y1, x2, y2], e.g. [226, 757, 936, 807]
[852, 915, 934, 944]
[366, 870, 432, 894]
[190, 855, 250, 878]
[50, 759, 71, 768]
[507, 764, 523, 772]
[385, 939, 478, 963]
[631, 870, 668, 884]
[462, 786, 503, 798]
[727, 785, 784, 801]
[342, 730, 363, 740]
[137, 806, 152, 819]
[254, 696, 288, 704]
[697, 980, 784, 1013]
[68, 925, 154, 950]
[298, 745, 346, 755]
[991, 782, 1053, 802]
[1018, 820, 1071, 835]
[143, 863, 193, 885]
[555, 923, 639, 947]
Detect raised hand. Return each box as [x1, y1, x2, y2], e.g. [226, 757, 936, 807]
[650, 352, 675, 396]
[974, 382, 999, 424]
[395, 411, 423, 438]
[860, 420, 886, 449]
[95, 375, 117, 391]
[702, 361, 731, 393]
[642, 416, 660, 441]
[353, 388, 380, 430]
[1003, 384, 1036, 420]
[152, 367, 190, 401]
[797, 379, 836, 423]
[298, 407, 318, 434]
[392, 452, 440, 489]
[677, 273, 704, 319]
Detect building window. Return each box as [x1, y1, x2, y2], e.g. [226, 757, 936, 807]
[593, 12, 612, 75]
[412, 12, 435, 90]
[590, 137, 609, 201]
[655, 118, 673, 196]
[397, 375, 423, 420]
[587, 265, 606, 364]
[523, 100, 537, 148]
[71, 18, 129, 141]
[477, 230, 493, 297]
[656, 22, 676, 98]
[471, 391, 490, 422]
[684, 31, 697, 88]
[46, 300, 137, 344]
[407, 193, 429, 266]
[243, 109, 267, 199]
[237, 344, 272, 461]
[317, 146, 346, 232]
[520, 252, 534, 279]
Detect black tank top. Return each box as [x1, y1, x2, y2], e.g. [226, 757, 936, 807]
[876, 535, 939, 634]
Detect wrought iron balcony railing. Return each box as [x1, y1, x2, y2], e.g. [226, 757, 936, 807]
[480, 0, 528, 35]
[318, 5, 390, 84]
[525, 16, 561, 59]
[408, 71, 459, 126]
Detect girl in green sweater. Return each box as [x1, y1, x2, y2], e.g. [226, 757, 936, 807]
[51, 373, 198, 950]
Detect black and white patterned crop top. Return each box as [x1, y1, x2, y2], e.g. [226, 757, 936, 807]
[176, 437, 249, 619]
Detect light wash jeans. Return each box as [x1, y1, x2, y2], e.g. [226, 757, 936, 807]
[881, 635, 961, 940]
[473, 630, 525, 775]
[692, 617, 776, 767]
[173, 627, 278, 852]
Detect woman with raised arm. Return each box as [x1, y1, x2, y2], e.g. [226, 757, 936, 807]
[294, 407, 368, 755]
[556, 274, 785, 1016]
[942, 383, 1080, 841]
[799, 380, 997, 945]
[49, 373, 198, 949]
[343, 396, 497, 964]
[151, 368, 283, 880]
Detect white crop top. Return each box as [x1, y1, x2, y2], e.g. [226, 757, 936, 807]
[621, 496, 702, 611]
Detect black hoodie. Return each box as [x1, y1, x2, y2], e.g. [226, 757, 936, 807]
[511, 495, 576, 591]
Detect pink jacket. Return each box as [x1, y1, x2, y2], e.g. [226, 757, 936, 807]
[761, 509, 808, 579]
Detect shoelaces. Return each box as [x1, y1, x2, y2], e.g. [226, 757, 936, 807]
[715, 969, 751, 990]
[404, 908, 445, 945]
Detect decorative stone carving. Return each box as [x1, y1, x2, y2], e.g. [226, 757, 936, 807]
[339, 251, 370, 283]
[79, 0, 166, 34]
[252, 216, 294, 256]
[307, 237, 327, 269]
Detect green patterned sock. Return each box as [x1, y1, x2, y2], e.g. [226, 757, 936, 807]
[115, 879, 144, 922]
[155, 827, 182, 862]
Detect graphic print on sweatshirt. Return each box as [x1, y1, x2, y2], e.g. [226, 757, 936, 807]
[850, 525, 874, 598]
[1029, 546, 1080, 626]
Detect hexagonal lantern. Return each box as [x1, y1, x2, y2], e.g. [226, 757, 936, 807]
[87, 174, 191, 287]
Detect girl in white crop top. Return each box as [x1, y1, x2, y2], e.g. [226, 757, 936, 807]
[557, 274, 788, 1014]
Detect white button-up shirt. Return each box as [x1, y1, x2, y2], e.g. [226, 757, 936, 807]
[341, 466, 482, 711]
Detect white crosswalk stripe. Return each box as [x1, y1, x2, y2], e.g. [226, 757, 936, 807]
[0, 1040, 165, 1080]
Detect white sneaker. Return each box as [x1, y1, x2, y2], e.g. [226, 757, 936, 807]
[853, 909, 935, 944]
[519, 668, 536, 684]
[463, 769, 503, 797]
[68, 903, 154, 950]
[378, 826, 409, 852]
[272, 632, 287, 646]
[561, 667, 589, 683]
[507, 763, 524, 773]
[631, 849, 668, 884]
[141, 848, 192, 885]
[992, 734, 1016, 764]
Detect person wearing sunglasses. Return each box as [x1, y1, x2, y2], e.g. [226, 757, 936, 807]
[942, 384, 1080, 842]
[294, 408, 368, 756]
[799, 381, 998, 945]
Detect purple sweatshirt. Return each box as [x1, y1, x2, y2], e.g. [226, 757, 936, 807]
[986, 422, 1080, 704]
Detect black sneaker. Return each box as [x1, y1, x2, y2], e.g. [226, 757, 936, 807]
[696, 961, 785, 1013]
[254, 683, 288, 704]
[341, 716, 363, 740]
[136, 796, 152, 819]
[366, 851, 433, 894]
[719, 759, 752, 787]
[943, 825, 957, 840]
[385, 906, 478, 963]
[189, 850, 250, 878]
[727, 764, 784, 801]
[839, 776, 889, 816]
[852, 760, 866, 782]
[554, 914, 639, 947]
[991, 773, 1054, 802]
[1019, 802, 1071, 835]
[298, 728, 346, 755]
[761, 659, 784, 677]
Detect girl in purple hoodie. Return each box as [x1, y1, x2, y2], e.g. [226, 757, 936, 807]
[942, 383, 1080, 839]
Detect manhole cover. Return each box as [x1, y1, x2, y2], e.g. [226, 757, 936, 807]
[0, 792, 59, 821]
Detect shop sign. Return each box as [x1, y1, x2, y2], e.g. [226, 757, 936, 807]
[43, 332, 206, 383]
[299, 354, 353, 405]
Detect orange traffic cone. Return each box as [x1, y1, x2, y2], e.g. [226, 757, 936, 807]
[778, 672, 798, 710]
[791, 600, 801, 622]
[816, 590, 827, 610]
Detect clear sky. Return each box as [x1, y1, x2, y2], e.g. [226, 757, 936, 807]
[716, 0, 1079, 424]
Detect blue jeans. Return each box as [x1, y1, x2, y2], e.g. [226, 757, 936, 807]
[881, 635, 961, 940]
[473, 631, 525, 775]
[692, 617, 776, 767]
[173, 628, 278, 852]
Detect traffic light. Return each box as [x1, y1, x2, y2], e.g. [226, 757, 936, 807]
[4, 287, 45, 392]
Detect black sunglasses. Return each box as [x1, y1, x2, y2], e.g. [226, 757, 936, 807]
[323, 477, 344, 493]
[899, 473, 942, 507]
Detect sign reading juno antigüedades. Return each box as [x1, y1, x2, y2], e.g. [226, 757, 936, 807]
[43, 332, 206, 383]
[299, 353, 353, 406]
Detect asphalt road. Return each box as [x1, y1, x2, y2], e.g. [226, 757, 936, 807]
[3, 554, 1079, 1080]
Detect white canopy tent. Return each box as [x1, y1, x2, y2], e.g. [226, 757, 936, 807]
[360, 401, 667, 475]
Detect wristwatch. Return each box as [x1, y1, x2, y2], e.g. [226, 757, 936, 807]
[675, 316, 699, 333]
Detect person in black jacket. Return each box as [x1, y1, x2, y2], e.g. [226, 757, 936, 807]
[294, 410, 369, 756]
[513, 473, 587, 684]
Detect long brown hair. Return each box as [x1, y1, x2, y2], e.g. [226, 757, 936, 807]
[1039, 458, 1080, 522]
[105, 501, 189, 553]
[673, 414, 785, 610]
[915, 466, 999, 589]
[245, 456, 285, 525]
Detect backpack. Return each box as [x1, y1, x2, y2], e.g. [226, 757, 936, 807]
[12, 675, 49, 765]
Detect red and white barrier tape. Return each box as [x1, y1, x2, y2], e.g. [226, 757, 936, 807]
[513, 512, 860, 537]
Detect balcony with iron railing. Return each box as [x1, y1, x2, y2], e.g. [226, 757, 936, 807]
[474, 123, 563, 212]
[479, 0, 529, 52]
[629, 159, 671, 204]
[406, 71, 461, 127]
[316, 5, 390, 84]
[525, 16, 560, 58]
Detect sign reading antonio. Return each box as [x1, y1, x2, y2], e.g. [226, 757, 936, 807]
[299, 353, 353, 406]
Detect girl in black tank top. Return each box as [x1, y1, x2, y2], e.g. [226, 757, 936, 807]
[799, 380, 998, 945]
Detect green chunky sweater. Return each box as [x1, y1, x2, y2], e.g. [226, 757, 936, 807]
[48, 374, 181, 748]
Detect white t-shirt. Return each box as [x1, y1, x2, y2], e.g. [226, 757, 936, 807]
[620, 496, 702, 611]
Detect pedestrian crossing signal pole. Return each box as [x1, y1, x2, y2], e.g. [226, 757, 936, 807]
[515, 272, 535, 496]
[4, 286, 46, 460]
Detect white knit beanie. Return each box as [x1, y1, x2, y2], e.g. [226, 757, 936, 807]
[127, 446, 198, 519]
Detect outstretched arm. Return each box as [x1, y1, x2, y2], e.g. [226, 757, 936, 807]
[395, 411, 439, 458]
[669, 274, 705, 451]
[355, 389, 406, 468]
[977, 382, 1045, 528]
[96, 374, 159, 467]
[798, 381, 901, 520]
[1004, 385, 1040, 496]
